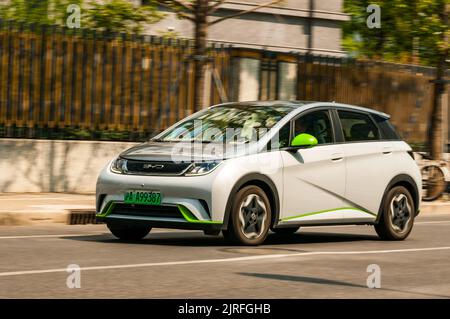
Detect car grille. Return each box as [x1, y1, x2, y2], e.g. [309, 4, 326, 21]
[125, 160, 192, 175]
[110, 204, 183, 219]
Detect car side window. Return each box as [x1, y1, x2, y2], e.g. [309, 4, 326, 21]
[338, 110, 380, 142]
[293, 110, 334, 144]
[270, 122, 291, 150]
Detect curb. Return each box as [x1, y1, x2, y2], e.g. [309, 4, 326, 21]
[0, 211, 69, 226]
[0, 209, 98, 226]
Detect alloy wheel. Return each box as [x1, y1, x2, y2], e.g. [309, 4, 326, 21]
[389, 193, 412, 233]
[238, 194, 268, 239]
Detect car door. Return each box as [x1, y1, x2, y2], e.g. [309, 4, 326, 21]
[280, 108, 347, 224]
[336, 109, 394, 222]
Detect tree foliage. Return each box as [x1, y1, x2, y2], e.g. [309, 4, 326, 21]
[0, 0, 83, 25]
[85, 0, 164, 34]
[0, 0, 164, 34]
[343, 0, 449, 66]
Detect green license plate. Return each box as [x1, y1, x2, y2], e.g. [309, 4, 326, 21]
[124, 191, 162, 205]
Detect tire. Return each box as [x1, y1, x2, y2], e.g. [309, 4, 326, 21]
[107, 223, 151, 240]
[421, 165, 446, 201]
[271, 227, 300, 235]
[375, 186, 415, 240]
[223, 185, 272, 245]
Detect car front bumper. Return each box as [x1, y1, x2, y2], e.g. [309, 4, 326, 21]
[96, 162, 225, 229]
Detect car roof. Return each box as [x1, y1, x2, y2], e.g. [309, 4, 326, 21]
[211, 100, 390, 119]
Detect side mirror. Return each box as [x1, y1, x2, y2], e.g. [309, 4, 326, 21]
[283, 133, 318, 152]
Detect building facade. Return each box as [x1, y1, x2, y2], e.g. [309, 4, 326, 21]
[142, 0, 349, 56]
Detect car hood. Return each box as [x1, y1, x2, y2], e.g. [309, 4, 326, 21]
[119, 141, 254, 162]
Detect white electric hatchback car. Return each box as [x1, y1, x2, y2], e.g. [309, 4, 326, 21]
[96, 101, 421, 245]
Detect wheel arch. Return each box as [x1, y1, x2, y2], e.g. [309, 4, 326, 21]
[376, 174, 420, 223]
[222, 173, 280, 230]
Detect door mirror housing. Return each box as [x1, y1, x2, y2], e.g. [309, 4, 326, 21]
[283, 133, 318, 152]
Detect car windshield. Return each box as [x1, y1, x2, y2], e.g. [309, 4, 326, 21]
[155, 104, 296, 143]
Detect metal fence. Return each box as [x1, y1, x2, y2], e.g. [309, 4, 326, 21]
[0, 20, 446, 143]
[0, 20, 232, 141]
[230, 48, 443, 144]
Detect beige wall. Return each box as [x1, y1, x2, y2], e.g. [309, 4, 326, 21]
[0, 139, 138, 193]
[145, 1, 349, 55]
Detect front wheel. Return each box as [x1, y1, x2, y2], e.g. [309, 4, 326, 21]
[223, 185, 272, 245]
[375, 186, 415, 240]
[107, 223, 152, 240]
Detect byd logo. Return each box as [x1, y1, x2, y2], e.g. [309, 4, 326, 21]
[143, 164, 165, 170]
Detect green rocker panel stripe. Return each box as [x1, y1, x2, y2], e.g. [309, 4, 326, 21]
[96, 202, 222, 224]
[281, 207, 377, 222]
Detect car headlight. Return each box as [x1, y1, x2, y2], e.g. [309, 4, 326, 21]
[185, 161, 221, 176]
[110, 158, 128, 174]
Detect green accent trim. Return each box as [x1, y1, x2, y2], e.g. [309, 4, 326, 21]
[291, 133, 318, 147]
[96, 201, 222, 224]
[177, 205, 222, 224]
[96, 201, 115, 218]
[281, 207, 376, 222]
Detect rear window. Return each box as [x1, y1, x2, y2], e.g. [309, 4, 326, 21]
[372, 114, 401, 140]
[338, 110, 380, 142]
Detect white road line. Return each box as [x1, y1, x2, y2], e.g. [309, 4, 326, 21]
[1, 246, 450, 277]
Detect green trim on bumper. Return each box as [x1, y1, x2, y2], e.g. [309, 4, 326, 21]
[96, 201, 222, 224]
[177, 205, 223, 224]
[281, 206, 376, 222]
[96, 201, 116, 218]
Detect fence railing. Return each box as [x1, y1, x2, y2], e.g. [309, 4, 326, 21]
[0, 20, 232, 141]
[0, 20, 446, 143]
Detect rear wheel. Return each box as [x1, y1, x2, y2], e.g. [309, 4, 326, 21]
[375, 186, 415, 240]
[223, 185, 271, 245]
[107, 223, 151, 240]
[271, 227, 300, 235]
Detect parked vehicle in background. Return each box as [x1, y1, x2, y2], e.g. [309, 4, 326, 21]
[414, 152, 449, 201]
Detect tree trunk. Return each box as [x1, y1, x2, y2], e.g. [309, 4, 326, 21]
[193, 0, 208, 112]
[428, 66, 445, 159]
[428, 1, 449, 159]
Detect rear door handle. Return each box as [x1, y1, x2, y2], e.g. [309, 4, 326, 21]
[331, 153, 344, 161]
[382, 147, 393, 154]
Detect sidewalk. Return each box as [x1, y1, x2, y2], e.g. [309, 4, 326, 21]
[0, 193, 449, 226]
[0, 193, 95, 225]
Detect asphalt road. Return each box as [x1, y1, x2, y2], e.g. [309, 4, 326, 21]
[1, 212, 450, 298]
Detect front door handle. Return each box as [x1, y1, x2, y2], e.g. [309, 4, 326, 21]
[382, 147, 393, 154]
[331, 153, 344, 161]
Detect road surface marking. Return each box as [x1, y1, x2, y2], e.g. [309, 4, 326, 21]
[1, 246, 450, 277]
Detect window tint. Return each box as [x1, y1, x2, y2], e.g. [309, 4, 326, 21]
[157, 104, 295, 143]
[293, 110, 334, 144]
[372, 114, 401, 140]
[338, 111, 380, 142]
[270, 122, 291, 149]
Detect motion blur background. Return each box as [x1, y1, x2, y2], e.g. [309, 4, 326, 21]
[0, 0, 448, 197]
